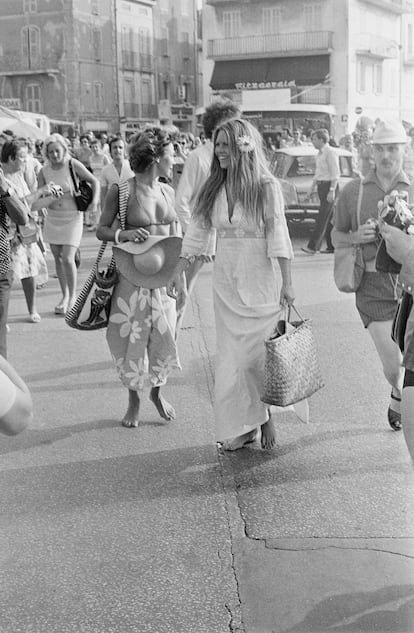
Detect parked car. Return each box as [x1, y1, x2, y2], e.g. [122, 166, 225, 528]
[270, 146, 356, 223]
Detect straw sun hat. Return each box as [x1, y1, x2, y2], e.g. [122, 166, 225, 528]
[113, 235, 182, 289]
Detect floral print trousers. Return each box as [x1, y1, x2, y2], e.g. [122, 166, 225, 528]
[106, 275, 180, 391]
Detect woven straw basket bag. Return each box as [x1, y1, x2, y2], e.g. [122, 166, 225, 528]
[261, 306, 324, 407]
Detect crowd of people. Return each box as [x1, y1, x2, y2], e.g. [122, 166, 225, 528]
[0, 103, 413, 468]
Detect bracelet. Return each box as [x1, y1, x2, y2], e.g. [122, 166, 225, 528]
[180, 254, 196, 265]
[114, 228, 121, 244]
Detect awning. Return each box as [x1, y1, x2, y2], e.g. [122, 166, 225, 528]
[210, 55, 329, 90]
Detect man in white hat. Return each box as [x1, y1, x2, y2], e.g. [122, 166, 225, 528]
[333, 119, 412, 432]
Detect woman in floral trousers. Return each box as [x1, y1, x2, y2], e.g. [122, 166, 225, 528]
[97, 128, 180, 428]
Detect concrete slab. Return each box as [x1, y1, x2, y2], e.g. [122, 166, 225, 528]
[234, 537, 414, 633]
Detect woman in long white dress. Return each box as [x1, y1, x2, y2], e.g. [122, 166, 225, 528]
[168, 118, 295, 450]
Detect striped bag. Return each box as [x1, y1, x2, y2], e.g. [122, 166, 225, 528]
[65, 181, 128, 331]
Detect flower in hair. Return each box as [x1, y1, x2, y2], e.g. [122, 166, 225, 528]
[236, 135, 255, 153]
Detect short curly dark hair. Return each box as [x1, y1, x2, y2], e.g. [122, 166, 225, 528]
[202, 100, 240, 139]
[128, 127, 172, 173]
[1, 139, 27, 163]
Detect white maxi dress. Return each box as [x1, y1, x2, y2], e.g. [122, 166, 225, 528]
[182, 178, 293, 442]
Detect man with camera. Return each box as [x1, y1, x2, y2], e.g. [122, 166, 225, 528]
[333, 120, 412, 432]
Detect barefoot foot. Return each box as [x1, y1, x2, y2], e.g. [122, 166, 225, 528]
[261, 416, 277, 450]
[122, 390, 140, 428]
[221, 429, 258, 451]
[150, 387, 176, 421]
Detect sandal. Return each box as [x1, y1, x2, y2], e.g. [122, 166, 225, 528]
[388, 392, 402, 431]
[54, 304, 67, 315]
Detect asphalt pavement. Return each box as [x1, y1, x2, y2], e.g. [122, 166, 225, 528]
[1, 224, 413, 633]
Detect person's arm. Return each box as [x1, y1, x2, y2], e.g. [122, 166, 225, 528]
[0, 356, 33, 436]
[263, 180, 295, 306]
[96, 181, 149, 244]
[332, 181, 377, 246]
[326, 149, 340, 203]
[175, 152, 200, 233]
[380, 223, 414, 293]
[0, 167, 29, 225]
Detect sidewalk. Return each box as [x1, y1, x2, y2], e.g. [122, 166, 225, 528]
[1, 231, 414, 633]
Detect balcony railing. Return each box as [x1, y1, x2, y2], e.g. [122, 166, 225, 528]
[292, 86, 331, 105]
[207, 31, 333, 59]
[355, 33, 399, 58]
[0, 53, 62, 74]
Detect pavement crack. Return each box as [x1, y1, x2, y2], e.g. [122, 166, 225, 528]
[263, 541, 414, 559]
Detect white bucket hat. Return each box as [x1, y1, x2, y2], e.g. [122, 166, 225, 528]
[113, 235, 182, 289]
[372, 120, 408, 145]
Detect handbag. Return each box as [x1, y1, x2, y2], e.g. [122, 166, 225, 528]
[391, 291, 413, 352]
[261, 305, 324, 407]
[332, 179, 365, 293]
[65, 181, 129, 330]
[68, 159, 93, 212]
[17, 217, 39, 246]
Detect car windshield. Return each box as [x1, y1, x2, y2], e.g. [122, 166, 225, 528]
[286, 156, 316, 177]
[274, 152, 353, 178]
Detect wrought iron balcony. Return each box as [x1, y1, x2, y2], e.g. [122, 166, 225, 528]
[0, 53, 62, 75]
[207, 31, 333, 60]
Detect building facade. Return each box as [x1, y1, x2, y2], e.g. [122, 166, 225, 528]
[153, 0, 201, 133]
[0, 0, 201, 136]
[203, 0, 414, 139]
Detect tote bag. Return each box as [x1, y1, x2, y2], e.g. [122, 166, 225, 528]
[65, 181, 129, 330]
[333, 180, 365, 293]
[261, 306, 324, 407]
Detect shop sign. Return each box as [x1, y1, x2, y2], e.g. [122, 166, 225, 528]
[0, 98, 21, 109]
[234, 80, 296, 90]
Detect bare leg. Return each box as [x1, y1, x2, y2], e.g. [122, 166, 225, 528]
[367, 320, 404, 417]
[402, 386, 414, 464]
[61, 244, 78, 309]
[21, 276, 39, 319]
[150, 386, 176, 420]
[261, 409, 277, 449]
[122, 389, 140, 428]
[50, 244, 69, 309]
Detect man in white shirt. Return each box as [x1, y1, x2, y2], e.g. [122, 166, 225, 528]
[175, 100, 240, 298]
[302, 128, 340, 254]
[100, 137, 134, 202]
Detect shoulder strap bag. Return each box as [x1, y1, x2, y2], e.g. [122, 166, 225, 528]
[332, 179, 365, 293]
[65, 181, 129, 330]
[68, 159, 93, 212]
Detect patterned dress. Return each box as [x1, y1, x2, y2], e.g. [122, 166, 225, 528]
[5, 171, 47, 282]
[181, 178, 293, 442]
[106, 184, 180, 392]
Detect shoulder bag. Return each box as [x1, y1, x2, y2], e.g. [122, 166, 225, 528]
[68, 159, 93, 212]
[261, 305, 324, 407]
[332, 180, 365, 293]
[65, 181, 129, 330]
